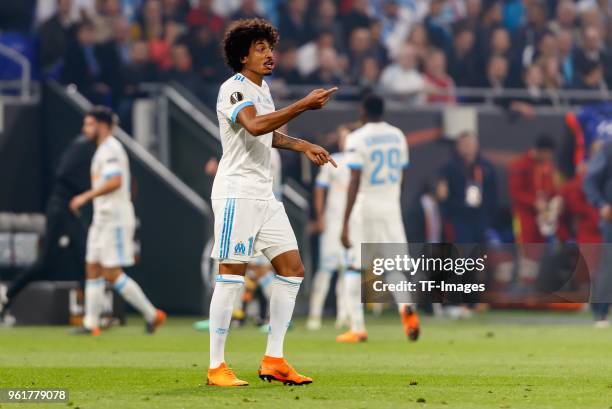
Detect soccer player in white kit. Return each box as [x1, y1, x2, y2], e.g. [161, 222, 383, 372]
[339, 95, 420, 343]
[70, 107, 166, 336]
[306, 128, 351, 330]
[206, 19, 338, 387]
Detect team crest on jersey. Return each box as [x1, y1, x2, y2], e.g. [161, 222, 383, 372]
[234, 241, 246, 256]
[230, 92, 244, 105]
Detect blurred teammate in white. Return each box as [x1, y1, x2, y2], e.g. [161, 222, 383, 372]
[306, 127, 351, 330]
[339, 95, 420, 343]
[206, 19, 338, 387]
[70, 107, 166, 336]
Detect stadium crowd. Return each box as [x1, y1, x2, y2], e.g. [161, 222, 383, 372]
[1, 0, 611, 109]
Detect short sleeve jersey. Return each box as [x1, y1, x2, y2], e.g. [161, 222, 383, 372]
[212, 73, 277, 200]
[345, 122, 409, 209]
[90, 136, 134, 225]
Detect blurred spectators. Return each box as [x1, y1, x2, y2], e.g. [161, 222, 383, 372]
[61, 21, 114, 105]
[357, 56, 381, 90]
[549, 0, 577, 34]
[423, 48, 455, 104]
[187, 0, 224, 35]
[149, 20, 184, 70]
[310, 0, 344, 50]
[7, 0, 606, 110]
[273, 42, 303, 85]
[482, 55, 510, 105]
[162, 0, 190, 22]
[576, 60, 609, 96]
[518, 64, 549, 106]
[406, 24, 429, 68]
[122, 40, 159, 95]
[346, 27, 375, 84]
[38, 0, 76, 75]
[575, 26, 611, 84]
[424, 0, 452, 50]
[514, 0, 549, 73]
[378, 0, 412, 60]
[342, 0, 372, 44]
[164, 43, 202, 92]
[296, 30, 338, 78]
[91, 0, 122, 43]
[188, 25, 226, 83]
[447, 22, 478, 87]
[279, 0, 311, 46]
[230, 0, 262, 20]
[379, 43, 425, 103]
[557, 28, 576, 86]
[305, 47, 343, 85]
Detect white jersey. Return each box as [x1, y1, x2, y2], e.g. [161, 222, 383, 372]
[212, 73, 276, 200]
[315, 152, 350, 231]
[345, 121, 409, 216]
[90, 136, 134, 226]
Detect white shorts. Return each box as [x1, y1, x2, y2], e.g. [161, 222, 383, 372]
[347, 214, 407, 270]
[86, 223, 135, 268]
[211, 198, 298, 263]
[318, 225, 347, 274]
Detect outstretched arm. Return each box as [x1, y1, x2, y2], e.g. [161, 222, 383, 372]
[236, 87, 338, 136]
[272, 129, 337, 167]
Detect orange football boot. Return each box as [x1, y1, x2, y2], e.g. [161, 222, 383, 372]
[258, 356, 312, 385]
[400, 305, 420, 341]
[146, 309, 167, 334]
[207, 363, 249, 386]
[336, 330, 368, 343]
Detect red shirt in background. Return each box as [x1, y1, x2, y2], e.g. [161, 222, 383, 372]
[508, 150, 558, 243]
[424, 72, 456, 104]
[187, 6, 224, 34]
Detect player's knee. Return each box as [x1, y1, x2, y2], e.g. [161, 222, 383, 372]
[103, 268, 123, 283]
[284, 262, 305, 278]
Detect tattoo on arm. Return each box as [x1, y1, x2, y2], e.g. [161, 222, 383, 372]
[272, 130, 307, 152]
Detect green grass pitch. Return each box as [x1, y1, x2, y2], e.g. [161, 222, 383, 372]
[2, 311, 612, 409]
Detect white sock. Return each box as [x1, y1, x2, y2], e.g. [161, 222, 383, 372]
[265, 275, 303, 358]
[335, 272, 349, 324]
[209, 274, 244, 368]
[344, 270, 365, 333]
[308, 271, 332, 321]
[113, 272, 157, 323]
[83, 278, 105, 329]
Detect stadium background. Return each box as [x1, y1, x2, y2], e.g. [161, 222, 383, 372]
[0, 0, 611, 316]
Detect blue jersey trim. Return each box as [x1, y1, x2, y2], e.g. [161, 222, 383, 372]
[348, 163, 363, 169]
[103, 170, 122, 180]
[230, 101, 254, 123]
